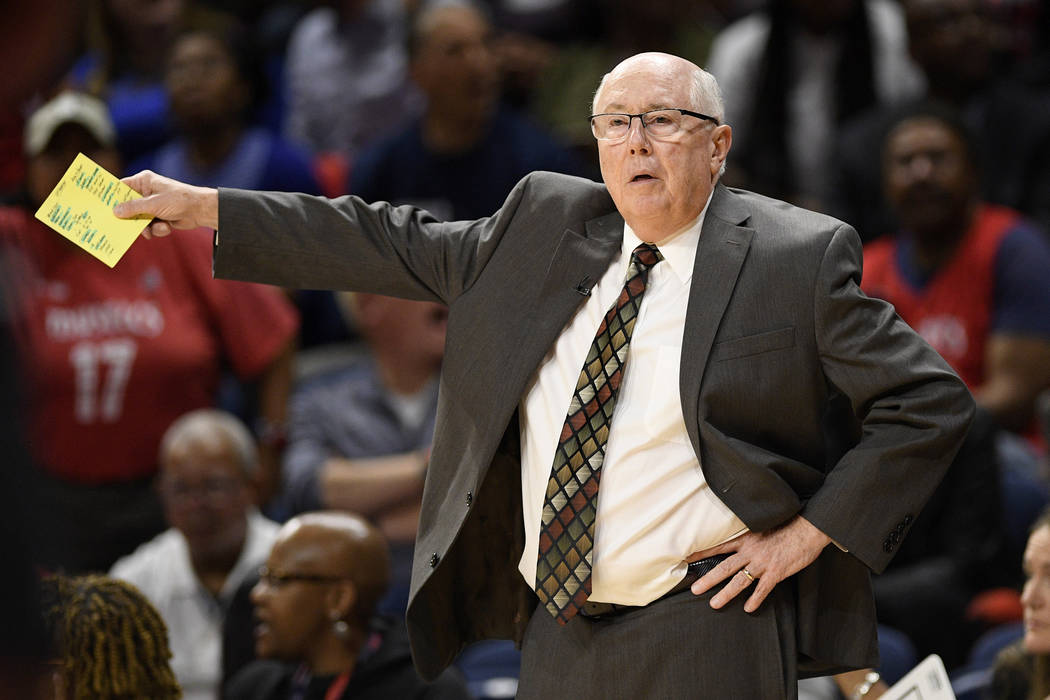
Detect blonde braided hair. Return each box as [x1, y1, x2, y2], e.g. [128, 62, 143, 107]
[40, 574, 181, 699]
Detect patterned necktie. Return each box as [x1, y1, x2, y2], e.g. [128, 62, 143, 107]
[535, 242, 663, 624]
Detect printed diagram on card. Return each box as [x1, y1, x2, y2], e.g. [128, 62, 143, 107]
[34, 152, 152, 268]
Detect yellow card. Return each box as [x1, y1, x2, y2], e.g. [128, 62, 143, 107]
[33, 152, 152, 268]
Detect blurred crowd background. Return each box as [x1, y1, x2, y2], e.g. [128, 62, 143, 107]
[2, 0, 1050, 698]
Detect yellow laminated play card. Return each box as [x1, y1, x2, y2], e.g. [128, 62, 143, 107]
[33, 152, 152, 268]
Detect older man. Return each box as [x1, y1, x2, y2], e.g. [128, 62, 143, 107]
[110, 409, 280, 700]
[116, 52, 973, 697]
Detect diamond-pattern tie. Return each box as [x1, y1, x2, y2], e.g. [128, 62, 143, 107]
[535, 242, 663, 624]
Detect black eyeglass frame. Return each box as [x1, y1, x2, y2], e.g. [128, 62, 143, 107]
[588, 108, 721, 140]
[257, 566, 349, 587]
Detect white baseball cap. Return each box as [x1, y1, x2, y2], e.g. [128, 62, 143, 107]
[24, 92, 116, 157]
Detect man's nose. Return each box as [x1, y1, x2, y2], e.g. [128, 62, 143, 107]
[1023, 579, 1041, 609]
[907, 154, 935, 181]
[627, 116, 651, 154]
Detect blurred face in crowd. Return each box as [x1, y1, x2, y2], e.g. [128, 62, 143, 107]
[26, 125, 121, 208]
[351, 294, 448, 373]
[105, 0, 184, 70]
[1022, 524, 1050, 654]
[251, 525, 339, 662]
[250, 514, 387, 666]
[411, 5, 499, 123]
[593, 54, 731, 243]
[905, 0, 995, 95]
[883, 116, 976, 246]
[107, 0, 183, 36]
[159, 425, 252, 565]
[166, 31, 249, 130]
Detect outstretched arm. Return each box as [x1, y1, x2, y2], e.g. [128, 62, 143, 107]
[114, 171, 218, 236]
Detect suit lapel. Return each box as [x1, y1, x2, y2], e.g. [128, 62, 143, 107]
[500, 211, 623, 414]
[680, 186, 754, 448]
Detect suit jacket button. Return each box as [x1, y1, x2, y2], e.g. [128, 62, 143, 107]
[883, 540, 894, 552]
[903, 514, 913, 525]
[465, 491, 473, 506]
[429, 553, 440, 568]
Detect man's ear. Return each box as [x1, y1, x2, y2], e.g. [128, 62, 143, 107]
[711, 124, 732, 177]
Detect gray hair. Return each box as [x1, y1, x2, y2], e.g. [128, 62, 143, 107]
[591, 60, 728, 178]
[591, 63, 725, 123]
[159, 409, 258, 478]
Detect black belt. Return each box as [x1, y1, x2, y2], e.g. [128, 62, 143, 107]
[578, 554, 729, 621]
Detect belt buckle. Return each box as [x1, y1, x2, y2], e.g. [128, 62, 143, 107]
[579, 600, 628, 620]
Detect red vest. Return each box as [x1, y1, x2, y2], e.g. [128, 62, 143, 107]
[862, 204, 1018, 390]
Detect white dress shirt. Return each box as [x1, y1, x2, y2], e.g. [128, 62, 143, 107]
[110, 510, 279, 700]
[519, 198, 747, 606]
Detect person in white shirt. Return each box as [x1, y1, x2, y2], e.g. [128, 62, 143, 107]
[110, 408, 279, 700]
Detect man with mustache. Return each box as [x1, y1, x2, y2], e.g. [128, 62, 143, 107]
[865, 102, 1050, 435]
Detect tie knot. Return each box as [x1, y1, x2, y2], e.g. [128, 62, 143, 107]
[631, 243, 663, 270]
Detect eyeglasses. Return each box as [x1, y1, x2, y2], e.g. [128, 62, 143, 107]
[161, 477, 241, 504]
[589, 108, 720, 141]
[257, 566, 349, 589]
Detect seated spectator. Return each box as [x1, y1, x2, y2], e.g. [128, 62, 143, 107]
[39, 573, 181, 700]
[831, 0, 1050, 242]
[110, 408, 280, 700]
[989, 509, 1050, 699]
[69, 0, 234, 163]
[282, 292, 446, 613]
[134, 24, 345, 351]
[349, 0, 588, 221]
[131, 26, 320, 194]
[0, 91, 297, 572]
[862, 102, 1050, 436]
[283, 0, 420, 160]
[225, 511, 469, 699]
[706, 0, 923, 213]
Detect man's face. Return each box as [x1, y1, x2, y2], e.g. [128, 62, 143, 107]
[411, 6, 498, 122]
[350, 293, 447, 373]
[380, 297, 447, 366]
[166, 32, 247, 129]
[159, 431, 250, 563]
[250, 533, 339, 661]
[595, 58, 729, 242]
[1022, 526, 1050, 654]
[883, 117, 975, 241]
[905, 0, 993, 93]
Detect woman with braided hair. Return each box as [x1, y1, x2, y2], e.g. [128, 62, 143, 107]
[39, 573, 181, 699]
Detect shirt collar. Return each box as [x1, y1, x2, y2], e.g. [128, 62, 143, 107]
[621, 189, 713, 285]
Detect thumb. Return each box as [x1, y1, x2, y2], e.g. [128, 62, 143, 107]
[113, 196, 157, 220]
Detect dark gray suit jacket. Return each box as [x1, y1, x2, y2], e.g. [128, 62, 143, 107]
[214, 172, 975, 679]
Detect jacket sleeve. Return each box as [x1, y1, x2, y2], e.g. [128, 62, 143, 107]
[212, 174, 534, 305]
[800, 223, 976, 573]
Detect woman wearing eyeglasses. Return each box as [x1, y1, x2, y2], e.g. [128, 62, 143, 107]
[224, 512, 469, 700]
